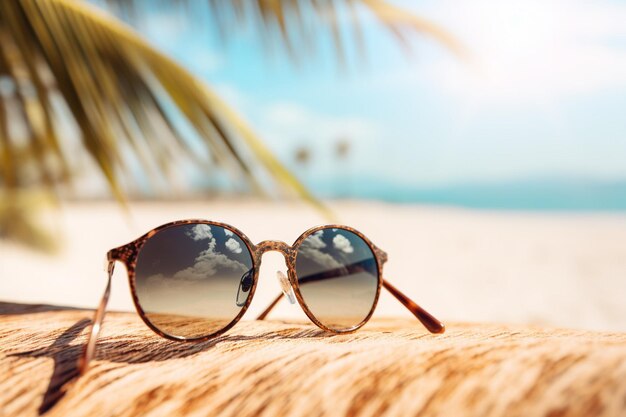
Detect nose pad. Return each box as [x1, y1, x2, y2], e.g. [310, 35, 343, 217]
[236, 269, 254, 307]
[276, 270, 296, 305]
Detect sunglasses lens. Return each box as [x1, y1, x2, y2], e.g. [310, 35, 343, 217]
[134, 223, 254, 339]
[295, 227, 379, 331]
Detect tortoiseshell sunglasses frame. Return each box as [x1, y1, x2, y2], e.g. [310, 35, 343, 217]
[80, 220, 445, 373]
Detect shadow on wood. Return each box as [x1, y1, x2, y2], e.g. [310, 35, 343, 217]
[1, 302, 625, 417]
[10, 319, 89, 414]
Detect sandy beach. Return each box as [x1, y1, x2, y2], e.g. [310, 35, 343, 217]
[1, 199, 625, 332]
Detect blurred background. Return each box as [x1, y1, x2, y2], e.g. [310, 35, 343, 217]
[1, 0, 625, 331]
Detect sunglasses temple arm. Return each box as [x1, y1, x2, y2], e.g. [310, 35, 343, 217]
[382, 279, 445, 334]
[79, 260, 114, 374]
[256, 293, 283, 320]
[257, 280, 445, 334]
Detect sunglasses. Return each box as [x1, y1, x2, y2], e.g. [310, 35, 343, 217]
[80, 221, 445, 373]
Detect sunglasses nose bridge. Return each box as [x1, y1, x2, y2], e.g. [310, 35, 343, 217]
[255, 240, 293, 258]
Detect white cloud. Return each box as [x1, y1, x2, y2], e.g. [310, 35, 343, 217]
[298, 246, 343, 270]
[332, 234, 354, 254]
[299, 230, 344, 270]
[186, 224, 213, 241]
[186, 238, 247, 276]
[140, 11, 223, 75]
[147, 235, 248, 285]
[142, 13, 186, 44]
[388, 0, 626, 107]
[225, 237, 243, 254]
[205, 84, 383, 182]
[305, 230, 326, 249]
[186, 47, 223, 75]
[213, 83, 253, 111]
[250, 101, 384, 181]
[261, 102, 379, 149]
[224, 229, 234, 237]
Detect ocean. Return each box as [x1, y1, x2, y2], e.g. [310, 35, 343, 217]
[312, 178, 626, 211]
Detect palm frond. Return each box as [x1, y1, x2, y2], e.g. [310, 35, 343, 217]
[103, 0, 465, 62]
[0, 0, 461, 248]
[0, 190, 57, 251]
[0, 0, 313, 203]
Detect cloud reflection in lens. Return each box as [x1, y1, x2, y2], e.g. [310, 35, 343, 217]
[295, 227, 379, 331]
[134, 223, 254, 338]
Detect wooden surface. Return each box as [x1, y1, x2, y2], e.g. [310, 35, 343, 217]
[1, 302, 625, 417]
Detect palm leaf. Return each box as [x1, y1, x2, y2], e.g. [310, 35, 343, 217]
[0, 0, 460, 247]
[105, 0, 465, 61]
[0, 0, 271, 201]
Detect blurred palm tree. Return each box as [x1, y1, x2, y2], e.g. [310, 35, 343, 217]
[294, 146, 312, 166]
[0, 0, 461, 249]
[335, 138, 351, 160]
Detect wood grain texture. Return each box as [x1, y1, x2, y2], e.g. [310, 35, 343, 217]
[1, 302, 625, 417]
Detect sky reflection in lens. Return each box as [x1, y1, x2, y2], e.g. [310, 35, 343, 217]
[134, 224, 253, 338]
[295, 227, 378, 330]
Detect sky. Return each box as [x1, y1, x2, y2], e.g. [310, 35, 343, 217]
[111, 0, 626, 207]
